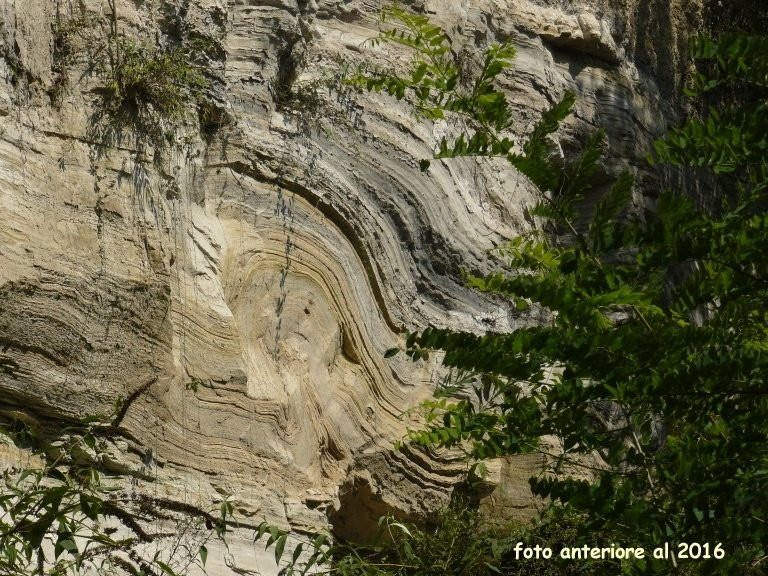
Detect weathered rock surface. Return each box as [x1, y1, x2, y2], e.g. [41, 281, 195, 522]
[0, 0, 700, 573]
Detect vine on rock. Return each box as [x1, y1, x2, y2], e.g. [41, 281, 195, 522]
[52, 3, 224, 149]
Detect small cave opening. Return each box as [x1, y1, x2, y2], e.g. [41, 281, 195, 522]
[329, 476, 403, 544]
[328, 471, 496, 545]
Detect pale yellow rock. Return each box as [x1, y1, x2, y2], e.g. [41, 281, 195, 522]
[0, 0, 700, 573]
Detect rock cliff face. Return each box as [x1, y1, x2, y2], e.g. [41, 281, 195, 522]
[0, 0, 699, 572]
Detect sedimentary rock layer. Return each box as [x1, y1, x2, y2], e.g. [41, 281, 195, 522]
[0, 0, 699, 572]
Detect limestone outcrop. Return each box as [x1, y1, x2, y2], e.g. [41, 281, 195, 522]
[0, 0, 700, 573]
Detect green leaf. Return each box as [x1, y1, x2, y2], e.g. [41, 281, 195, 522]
[291, 542, 303, 564]
[274, 533, 287, 564]
[412, 62, 428, 83]
[155, 560, 179, 576]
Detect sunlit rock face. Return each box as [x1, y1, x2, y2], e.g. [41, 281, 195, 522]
[0, 0, 699, 572]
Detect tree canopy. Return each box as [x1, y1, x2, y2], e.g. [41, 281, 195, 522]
[343, 8, 768, 576]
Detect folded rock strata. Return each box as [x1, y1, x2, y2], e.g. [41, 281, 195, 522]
[0, 0, 700, 573]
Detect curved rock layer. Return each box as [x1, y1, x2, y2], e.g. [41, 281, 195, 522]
[0, 0, 700, 573]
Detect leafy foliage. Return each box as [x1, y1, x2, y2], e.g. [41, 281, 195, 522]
[346, 7, 521, 165]
[0, 417, 231, 575]
[655, 34, 768, 188]
[344, 9, 768, 576]
[52, 6, 218, 144]
[104, 39, 209, 121]
[262, 503, 626, 576]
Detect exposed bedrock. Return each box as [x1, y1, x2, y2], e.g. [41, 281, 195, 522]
[0, 0, 701, 572]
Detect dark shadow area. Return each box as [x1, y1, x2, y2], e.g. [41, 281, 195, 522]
[625, 0, 700, 103]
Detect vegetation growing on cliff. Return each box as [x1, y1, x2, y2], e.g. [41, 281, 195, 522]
[265, 9, 768, 576]
[52, 3, 222, 145]
[0, 416, 232, 576]
[102, 38, 209, 122]
[353, 9, 767, 576]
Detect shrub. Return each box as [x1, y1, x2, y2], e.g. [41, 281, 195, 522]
[347, 9, 768, 576]
[104, 38, 209, 121]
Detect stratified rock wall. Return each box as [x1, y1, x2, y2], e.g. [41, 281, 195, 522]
[0, 0, 700, 572]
